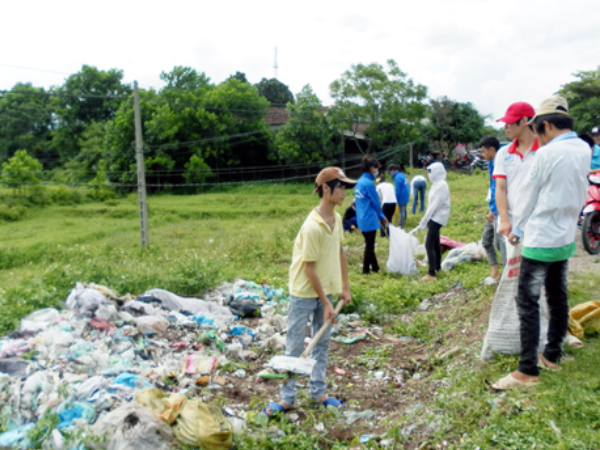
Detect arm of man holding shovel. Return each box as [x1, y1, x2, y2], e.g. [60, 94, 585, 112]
[305, 245, 352, 323]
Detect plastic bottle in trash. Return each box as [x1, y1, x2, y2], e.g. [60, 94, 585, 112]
[261, 281, 274, 301]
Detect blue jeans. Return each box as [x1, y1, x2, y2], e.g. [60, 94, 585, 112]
[399, 204, 407, 228]
[412, 180, 426, 214]
[281, 295, 333, 405]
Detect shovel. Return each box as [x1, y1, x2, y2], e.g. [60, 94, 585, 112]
[267, 300, 344, 376]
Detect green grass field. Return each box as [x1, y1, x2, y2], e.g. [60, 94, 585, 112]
[1, 169, 599, 449]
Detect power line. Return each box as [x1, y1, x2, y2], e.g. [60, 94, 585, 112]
[0, 63, 72, 76]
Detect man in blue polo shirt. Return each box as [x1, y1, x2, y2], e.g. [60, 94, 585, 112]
[478, 135, 506, 283]
[388, 164, 410, 228]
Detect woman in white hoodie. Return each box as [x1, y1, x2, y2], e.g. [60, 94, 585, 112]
[417, 163, 451, 280]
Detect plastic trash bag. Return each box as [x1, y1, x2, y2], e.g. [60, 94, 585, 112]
[174, 398, 233, 450]
[57, 401, 96, 428]
[140, 289, 235, 325]
[0, 423, 35, 449]
[228, 296, 260, 318]
[134, 316, 169, 335]
[386, 225, 418, 276]
[0, 357, 29, 377]
[66, 283, 108, 317]
[262, 333, 286, 351]
[20, 308, 60, 332]
[76, 376, 106, 400]
[182, 355, 217, 375]
[0, 339, 34, 358]
[441, 241, 486, 271]
[480, 243, 549, 360]
[90, 401, 173, 450]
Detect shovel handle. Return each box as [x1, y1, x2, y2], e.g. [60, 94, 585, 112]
[301, 300, 344, 359]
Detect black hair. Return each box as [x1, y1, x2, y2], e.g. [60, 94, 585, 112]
[316, 179, 342, 198]
[580, 133, 595, 150]
[478, 135, 500, 151]
[513, 116, 533, 126]
[534, 113, 574, 136]
[388, 164, 398, 172]
[361, 155, 381, 173]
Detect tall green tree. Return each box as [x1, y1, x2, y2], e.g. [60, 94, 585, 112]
[0, 83, 54, 166]
[329, 60, 428, 153]
[104, 67, 271, 186]
[559, 67, 600, 134]
[255, 78, 294, 105]
[51, 65, 132, 164]
[273, 85, 339, 165]
[429, 96, 485, 154]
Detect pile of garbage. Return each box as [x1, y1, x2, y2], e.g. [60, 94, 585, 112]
[0, 279, 291, 449]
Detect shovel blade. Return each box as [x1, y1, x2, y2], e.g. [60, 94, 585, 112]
[267, 355, 316, 376]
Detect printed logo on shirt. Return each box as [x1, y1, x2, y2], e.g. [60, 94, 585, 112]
[529, 164, 539, 180]
[355, 189, 365, 199]
[504, 154, 516, 167]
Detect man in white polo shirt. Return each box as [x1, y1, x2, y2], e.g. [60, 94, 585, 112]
[493, 102, 539, 238]
[492, 97, 590, 389]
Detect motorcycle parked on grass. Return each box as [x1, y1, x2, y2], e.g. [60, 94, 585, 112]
[581, 174, 600, 254]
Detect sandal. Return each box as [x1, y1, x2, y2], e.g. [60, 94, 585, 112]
[262, 402, 288, 417]
[566, 334, 583, 348]
[537, 354, 562, 372]
[490, 373, 538, 390]
[314, 397, 345, 409]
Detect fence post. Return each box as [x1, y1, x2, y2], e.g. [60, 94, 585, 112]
[133, 81, 149, 249]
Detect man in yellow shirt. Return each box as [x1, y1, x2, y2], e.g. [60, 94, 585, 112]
[263, 167, 355, 416]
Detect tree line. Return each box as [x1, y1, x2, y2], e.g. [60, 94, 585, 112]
[1, 61, 597, 189]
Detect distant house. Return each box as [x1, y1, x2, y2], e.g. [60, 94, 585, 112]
[265, 107, 289, 131]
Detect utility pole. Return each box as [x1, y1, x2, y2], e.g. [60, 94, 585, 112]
[273, 46, 278, 79]
[133, 81, 149, 249]
[409, 142, 414, 169]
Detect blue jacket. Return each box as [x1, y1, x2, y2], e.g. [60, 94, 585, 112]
[354, 173, 386, 232]
[392, 172, 410, 205]
[488, 159, 498, 215]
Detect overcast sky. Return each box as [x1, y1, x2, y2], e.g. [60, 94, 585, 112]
[2, 0, 599, 128]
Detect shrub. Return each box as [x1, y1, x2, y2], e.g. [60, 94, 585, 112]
[50, 186, 85, 205]
[0, 205, 27, 221]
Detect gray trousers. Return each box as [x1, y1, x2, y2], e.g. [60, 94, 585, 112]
[281, 295, 332, 405]
[482, 215, 506, 267]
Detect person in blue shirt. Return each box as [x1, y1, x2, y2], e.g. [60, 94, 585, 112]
[355, 156, 388, 274]
[388, 164, 410, 228]
[478, 136, 506, 283]
[589, 126, 600, 172]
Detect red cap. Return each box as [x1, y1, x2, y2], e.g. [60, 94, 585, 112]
[496, 102, 535, 124]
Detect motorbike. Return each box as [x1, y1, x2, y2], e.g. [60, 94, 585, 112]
[581, 174, 600, 254]
[469, 151, 489, 172]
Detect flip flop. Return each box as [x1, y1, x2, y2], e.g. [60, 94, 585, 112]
[314, 397, 345, 409]
[566, 334, 583, 348]
[490, 373, 538, 390]
[262, 402, 288, 417]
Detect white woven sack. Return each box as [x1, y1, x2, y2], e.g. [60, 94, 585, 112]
[480, 242, 549, 360]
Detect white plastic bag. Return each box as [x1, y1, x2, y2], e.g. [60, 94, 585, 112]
[386, 225, 418, 276]
[480, 243, 549, 360]
[90, 402, 173, 450]
[20, 308, 60, 331]
[134, 316, 169, 335]
[66, 283, 108, 317]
